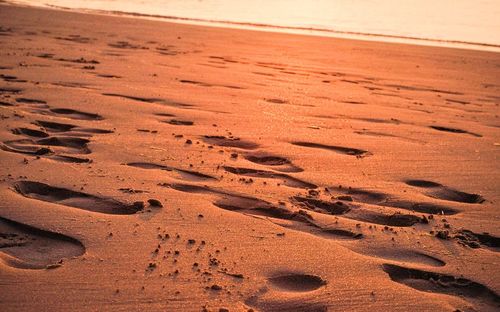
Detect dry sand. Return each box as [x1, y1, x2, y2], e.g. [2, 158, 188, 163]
[0, 3, 499, 312]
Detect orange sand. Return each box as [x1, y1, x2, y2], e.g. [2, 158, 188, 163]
[0, 4, 499, 312]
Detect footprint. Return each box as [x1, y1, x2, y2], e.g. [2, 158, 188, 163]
[348, 210, 426, 227]
[12, 128, 49, 138]
[14, 181, 143, 215]
[333, 187, 458, 215]
[167, 183, 362, 240]
[352, 248, 445, 267]
[0, 87, 23, 94]
[383, 200, 458, 215]
[48, 108, 103, 121]
[202, 136, 259, 150]
[3, 137, 90, 155]
[102, 93, 192, 108]
[35, 137, 91, 154]
[1, 140, 53, 156]
[223, 166, 316, 189]
[244, 153, 303, 173]
[127, 162, 217, 181]
[383, 264, 500, 309]
[49, 155, 92, 164]
[15, 98, 48, 106]
[56, 57, 99, 64]
[179, 79, 211, 87]
[429, 126, 481, 137]
[405, 180, 484, 204]
[454, 230, 499, 251]
[0, 216, 85, 269]
[292, 196, 350, 215]
[268, 273, 327, 292]
[35, 120, 112, 134]
[154, 112, 176, 117]
[292, 142, 370, 157]
[0, 100, 14, 106]
[35, 120, 76, 132]
[96, 74, 121, 79]
[265, 98, 288, 104]
[55, 35, 92, 44]
[108, 41, 147, 49]
[1, 75, 27, 83]
[163, 119, 194, 126]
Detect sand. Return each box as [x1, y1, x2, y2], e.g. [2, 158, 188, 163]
[0, 3, 499, 312]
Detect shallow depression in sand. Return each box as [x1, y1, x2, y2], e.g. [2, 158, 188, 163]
[0, 217, 85, 269]
[268, 273, 327, 292]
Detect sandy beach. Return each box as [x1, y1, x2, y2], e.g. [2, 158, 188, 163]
[0, 3, 499, 311]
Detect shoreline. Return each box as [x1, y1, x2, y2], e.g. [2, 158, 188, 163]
[6, 1, 500, 53]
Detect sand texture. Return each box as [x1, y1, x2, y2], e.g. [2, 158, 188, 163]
[0, 4, 499, 312]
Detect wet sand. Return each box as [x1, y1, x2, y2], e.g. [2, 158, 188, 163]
[0, 3, 499, 312]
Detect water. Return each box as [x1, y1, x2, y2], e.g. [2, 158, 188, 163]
[9, 0, 500, 51]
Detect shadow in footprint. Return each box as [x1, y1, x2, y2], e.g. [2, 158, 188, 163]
[127, 162, 216, 181]
[15, 98, 48, 108]
[405, 180, 484, 204]
[348, 211, 425, 227]
[0, 87, 23, 94]
[268, 273, 327, 292]
[35, 120, 76, 132]
[49, 108, 103, 121]
[333, 187, 459, 215]
[202, 136, 259, 150]
[12, 128, 49, 138]
[35, 120, 112, 134]
[292, 142, 370, 157]
[246, 273, 328, 312]
[103, 93, 192, 108]
[292, 197, 350, 215]
[245, 153, 303, 173]
[1, 140, 53, 156]
[223, 166, 316, 189]
[2, 137, 90, 155]
[163, 119, 194, 126]
[36, 137, 91, 154]
[454, 230, 499, 251]
[351, 248, 445, 267]
[0, 217, 85, 269]
[383, 263, 500, 309]
[49, 155, 92, 164]
[430, 126, 481, 137]
[14, 181, 143, 215]
[167, 183, 362, 240]
[298, 189, 430, 227]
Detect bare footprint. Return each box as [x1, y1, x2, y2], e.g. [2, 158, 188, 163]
[127, 162, 217, 181]
[333, 186, 459, 215]
[167, 183, 362, 240]
[454, 230, 499, 251]
[14, 181, 143, 215]
[48, 108, 103, 121]
[103, 93, 192, 108]
[244, 153, 303, 173]
[223, 166, 316, 189]
[429, 126, 482, 137]
[12, 128, 49, 138]
[383, 264, 500, 310]
[292, 141, 370, 157]
[35, 120, 112, 134]
[202, 135, 259, 150]
[405, 180, 484, 204]
[268, 273, 327, 292]
[0, 217, 85, 269]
